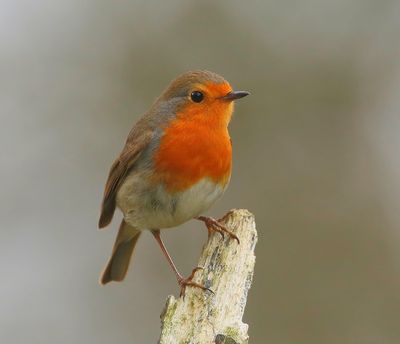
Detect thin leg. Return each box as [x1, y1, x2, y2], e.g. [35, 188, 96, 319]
[196, 216, 240, 244]
[151, 230, 213, 297]
[151, 229, 182, 280]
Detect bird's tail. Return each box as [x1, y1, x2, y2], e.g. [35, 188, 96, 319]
[100, 219, 141, 285]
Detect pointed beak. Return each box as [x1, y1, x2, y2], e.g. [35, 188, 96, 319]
[221, 90, 250, 101]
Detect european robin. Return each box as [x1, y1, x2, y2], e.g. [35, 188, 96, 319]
[99, 70, 249, 295]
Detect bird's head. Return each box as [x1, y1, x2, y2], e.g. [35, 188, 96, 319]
[156, 70, 249, 127]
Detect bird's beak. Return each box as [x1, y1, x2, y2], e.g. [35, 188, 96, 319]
[221, 90, 250, 101]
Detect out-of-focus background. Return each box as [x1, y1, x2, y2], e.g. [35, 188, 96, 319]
[1, 1, 400, 343]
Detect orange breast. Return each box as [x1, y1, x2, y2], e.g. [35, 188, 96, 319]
[154, 107, 233, 192]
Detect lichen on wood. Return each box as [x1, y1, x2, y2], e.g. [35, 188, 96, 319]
[159, 209, 258, 344]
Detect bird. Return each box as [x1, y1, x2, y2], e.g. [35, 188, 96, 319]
[98, 70, 249, 296]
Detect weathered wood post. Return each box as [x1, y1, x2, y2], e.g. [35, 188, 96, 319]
[159, 209, 258, 344]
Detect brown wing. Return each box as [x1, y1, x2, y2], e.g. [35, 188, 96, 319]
[98, 129, 152, 228]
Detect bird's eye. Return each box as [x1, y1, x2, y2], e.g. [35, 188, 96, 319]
[190, 91, 204, 103]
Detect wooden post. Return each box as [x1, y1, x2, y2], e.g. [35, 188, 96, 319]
[158, 209, 258, 344]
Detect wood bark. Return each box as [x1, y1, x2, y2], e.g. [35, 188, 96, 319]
[159, 209, 258, 344]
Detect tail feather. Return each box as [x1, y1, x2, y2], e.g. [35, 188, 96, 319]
[100, 220, 141, 285]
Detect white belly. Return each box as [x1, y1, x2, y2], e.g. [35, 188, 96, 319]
[117, 175, 227, 230]
[173, 178, 225, 225]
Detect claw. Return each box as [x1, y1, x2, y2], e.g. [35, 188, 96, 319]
[178, 266, 213, 298]
[151, 230, 214, 298]
[197, 216, 240, 244]
[208, 225, 225, 240]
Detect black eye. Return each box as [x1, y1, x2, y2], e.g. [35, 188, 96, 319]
[190, 91, 204, 103]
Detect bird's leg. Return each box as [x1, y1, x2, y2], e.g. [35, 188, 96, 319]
[151, 230, 213, 297]
[195, 216, 240, 244]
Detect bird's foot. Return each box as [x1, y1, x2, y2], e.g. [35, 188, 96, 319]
[177, 266, 213, 298]
[196, 216, 240, 244]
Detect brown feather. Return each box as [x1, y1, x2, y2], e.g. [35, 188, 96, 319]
[100, 220, 141, 284]
[98, 128, 153, 228]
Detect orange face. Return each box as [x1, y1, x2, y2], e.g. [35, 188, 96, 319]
[176, 81, 235, 128]
[154, 81, 235, 192]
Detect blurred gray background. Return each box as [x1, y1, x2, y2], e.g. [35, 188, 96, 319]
[1, 1, 400, 343]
